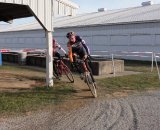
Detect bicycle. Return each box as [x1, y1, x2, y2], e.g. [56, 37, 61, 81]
[73, 56, 97, 98]
[53, 56, 74, 83]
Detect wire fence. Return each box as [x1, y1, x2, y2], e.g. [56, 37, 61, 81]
[92, 51, 160, 79]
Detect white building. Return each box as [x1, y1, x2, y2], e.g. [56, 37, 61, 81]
[53, 0, 79, 16]
[0, 0, 79, 49]
[1, 2, 160, 60]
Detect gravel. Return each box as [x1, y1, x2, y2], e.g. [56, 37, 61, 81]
[0, 91, 160, 130]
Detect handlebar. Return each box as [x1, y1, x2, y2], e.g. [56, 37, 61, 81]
[53, 55, 69, 60]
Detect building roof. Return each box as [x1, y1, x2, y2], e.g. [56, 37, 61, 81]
[57, 0, 79, 9]
[1, 3, 160, 32]
[55, 4, 160, 28]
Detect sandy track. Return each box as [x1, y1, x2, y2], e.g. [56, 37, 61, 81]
[0, 91, 160, 130]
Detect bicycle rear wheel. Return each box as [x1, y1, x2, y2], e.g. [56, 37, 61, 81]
[63, 65, 74, 83]
[85, 73, 97, 98]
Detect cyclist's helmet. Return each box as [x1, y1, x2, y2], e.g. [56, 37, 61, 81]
[66, 32, 76, 38]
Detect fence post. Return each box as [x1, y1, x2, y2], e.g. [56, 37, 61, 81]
[0, 52, 2, 66]
[151, 52, 154, 72]
[154, 53, 160, 80]
[112, 54, 116, 77]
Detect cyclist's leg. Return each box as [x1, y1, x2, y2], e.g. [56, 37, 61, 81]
[73, 53, 77, 62]
[79, 48, 88, 72]
[55, 52, 61, 60]
[79, 48, 95, 83]
[53, 52, 60, 76]
[53, 60, 59, 77]
[55, 52, 64, 76]
[72, 53, 83, 74]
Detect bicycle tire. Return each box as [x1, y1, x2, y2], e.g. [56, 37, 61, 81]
[63, 65, 74, 83]
[85, 73, 97, 98]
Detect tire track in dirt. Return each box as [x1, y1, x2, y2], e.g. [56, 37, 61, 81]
[49, 100, 121, 130]
[130, 104, 138, 130]
[105, 99, 135, 130]
[1, 92, 160, 130]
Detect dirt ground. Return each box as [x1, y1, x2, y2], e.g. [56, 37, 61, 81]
[0, 66, 140, 112]
[0, 73, 35, 91]
[0, 66, 139, 111]
[0, 66, 45, 92]
[1, 66, 160, 130]
[0, 65, 140, 92]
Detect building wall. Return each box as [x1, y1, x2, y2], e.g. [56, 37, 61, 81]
[0, 22, 160, 60]
[53, 22, 160, 54]
[0, 30, 46, 50]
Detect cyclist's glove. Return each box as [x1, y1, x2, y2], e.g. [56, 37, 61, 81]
[65, 54, 68, 58]
[88, 55, 93, 60]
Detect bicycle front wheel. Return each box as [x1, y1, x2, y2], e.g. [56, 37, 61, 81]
[85, 73, 97, 98]
[63, 65, 74, 83]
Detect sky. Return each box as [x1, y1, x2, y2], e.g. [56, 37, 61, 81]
[1, 0, 160, 29]
[73, 0, 160, 13]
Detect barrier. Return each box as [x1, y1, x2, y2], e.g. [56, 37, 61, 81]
[2, 52, 27, 65]
[92, 51, 156, 77]
[18, 52, 27, 65]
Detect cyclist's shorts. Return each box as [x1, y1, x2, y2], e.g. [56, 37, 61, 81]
[77, 47, 87, 60]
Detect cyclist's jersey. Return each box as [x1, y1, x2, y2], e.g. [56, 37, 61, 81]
[76, 36, 90, 55]
[53, 41, 66, 57]
[53, 42, 61, 51]
[67, 36, 89, 62]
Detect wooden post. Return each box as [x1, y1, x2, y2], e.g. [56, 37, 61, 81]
[46, 31, 53, 87]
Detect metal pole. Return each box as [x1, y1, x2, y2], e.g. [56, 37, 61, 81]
[151, 52, 154, 72]
[46, 31, 53, 87]
[154, 53, 160, 80]
[112, 54, 116, 77]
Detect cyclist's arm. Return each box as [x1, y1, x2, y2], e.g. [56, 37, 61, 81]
[67, 43, 73, 62]
[59, 46, 67, 55]
[81, 40, 90, 55]
[57, 43, 67, 55]
[76, 36, 90, 55]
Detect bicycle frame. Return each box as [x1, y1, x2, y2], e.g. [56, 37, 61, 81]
[53, 57, 74, 83]
[75, 57, 95, 82]
[53, 57, 65, 76]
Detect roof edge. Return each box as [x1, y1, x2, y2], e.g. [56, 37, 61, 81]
[55, 20, 160, 29]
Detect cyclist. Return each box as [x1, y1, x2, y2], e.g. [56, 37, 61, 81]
[66, 32, 90, 57]
[66, 32, 94, 81]
[53, 38, 67, 77]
